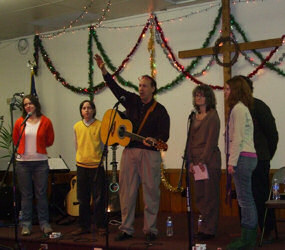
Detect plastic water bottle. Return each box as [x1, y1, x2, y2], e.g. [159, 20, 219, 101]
[272, 178, 280, 200]
[198, 215, 203, 233]
[166, 216, 173, 237]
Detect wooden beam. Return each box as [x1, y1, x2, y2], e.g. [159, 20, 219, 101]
[177, 0, 283, 123]
[178, 38, 282, 58]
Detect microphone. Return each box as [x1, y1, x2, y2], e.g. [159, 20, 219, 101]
[114, 96, 126, 108]
[21, 112, 32, 126]
[188, 110, 195, 120]
[14, 92, 25, 97]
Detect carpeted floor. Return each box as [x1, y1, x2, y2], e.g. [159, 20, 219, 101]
[0, 212, 284, 250]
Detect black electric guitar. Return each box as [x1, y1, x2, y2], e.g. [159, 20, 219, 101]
[100, 109, 168, 151]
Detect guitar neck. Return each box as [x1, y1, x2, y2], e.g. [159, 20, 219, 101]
[124, 131, 146, 144]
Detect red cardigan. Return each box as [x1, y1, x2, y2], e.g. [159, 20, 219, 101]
[13, 115, 54, 155]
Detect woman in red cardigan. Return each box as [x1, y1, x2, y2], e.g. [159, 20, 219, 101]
[13, 94, 54, 236]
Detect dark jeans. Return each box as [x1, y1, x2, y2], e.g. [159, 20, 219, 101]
[16, 160, 50, 230]
[77, 166, 106, 230]
[252, 160, 276, 233]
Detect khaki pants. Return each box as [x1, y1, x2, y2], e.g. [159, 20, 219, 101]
[118, 148, 161, 235]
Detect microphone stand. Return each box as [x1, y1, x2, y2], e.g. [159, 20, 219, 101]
[181, 113, 195, 250]
[0, 118, 27, 250]
[96, 102, 121, 250]
[0, 93, 24, 249]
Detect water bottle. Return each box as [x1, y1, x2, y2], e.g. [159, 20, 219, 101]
[272, 178, 280, 200]
[198, 215, 203, 233]
[166, 216, 173, 237]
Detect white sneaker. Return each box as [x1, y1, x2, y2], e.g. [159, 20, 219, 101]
[43, 225, 53, 234]
[21, 227, 31, 236]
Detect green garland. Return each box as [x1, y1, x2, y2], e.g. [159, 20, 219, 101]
[230, 14, 285, 77]
[88, 28, 94, 100]
[91, 7, 222, 93]
[33, 6, 285, 96]
[90, 27, 139, 91]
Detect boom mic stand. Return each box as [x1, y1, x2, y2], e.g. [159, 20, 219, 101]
[96, 102, 121, 250]
[181, 112, 195, 250]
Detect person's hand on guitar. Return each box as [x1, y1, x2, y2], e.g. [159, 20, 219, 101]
[143, 137, 168, 151]
[143, 137, 157, 147]
[94, 54, 107, 75]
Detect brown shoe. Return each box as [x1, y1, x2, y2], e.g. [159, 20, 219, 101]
[71, 227, 90, 236]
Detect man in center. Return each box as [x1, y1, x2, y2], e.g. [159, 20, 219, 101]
[94, 54, 170, 242]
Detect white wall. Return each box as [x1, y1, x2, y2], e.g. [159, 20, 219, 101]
[0, 0, 284, 171]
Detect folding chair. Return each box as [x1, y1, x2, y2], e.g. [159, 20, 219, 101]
[259, 166, 285, 246]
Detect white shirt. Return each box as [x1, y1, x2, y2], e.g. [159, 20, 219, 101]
[16, 120, 48, 161]
[227, 102, 256, 166]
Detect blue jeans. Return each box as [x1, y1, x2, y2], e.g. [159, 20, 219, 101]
[16, 160, 50, 229]
[233, 155, 258, 229]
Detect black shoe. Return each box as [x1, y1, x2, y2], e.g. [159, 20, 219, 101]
[194, 232, 203, 239]
[115, 231, 133, 241]
[71, 227, 91, 236]
[196, 232, 215, 241]
[146, 232, 157, 241]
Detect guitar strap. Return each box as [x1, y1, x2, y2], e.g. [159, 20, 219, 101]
[137, 100, 157, 135]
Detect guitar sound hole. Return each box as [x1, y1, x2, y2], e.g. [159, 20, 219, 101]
[118, 126, 125, 139]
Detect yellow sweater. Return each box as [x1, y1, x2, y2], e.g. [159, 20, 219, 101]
[74, 119, 102, 168]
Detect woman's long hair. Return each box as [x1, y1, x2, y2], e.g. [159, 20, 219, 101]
[226, 75, 253, 111]
[21, 95, 42, 118]
[192, 84, 217, 112]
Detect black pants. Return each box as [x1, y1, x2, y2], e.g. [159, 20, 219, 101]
[77, 166, 106, 229]
[252, 160, 276, 233]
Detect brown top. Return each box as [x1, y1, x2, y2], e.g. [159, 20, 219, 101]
[187, 109, 221, 169]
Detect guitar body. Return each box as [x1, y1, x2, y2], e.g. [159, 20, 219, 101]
[65, 176, 79, 217]
[101, 109, 168, 150]
[101, 109, 133, 146]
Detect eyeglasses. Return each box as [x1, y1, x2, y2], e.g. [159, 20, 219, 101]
[23, 102, 33, 107]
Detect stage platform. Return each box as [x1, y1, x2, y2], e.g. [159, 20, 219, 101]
[0, 212, 284, 250]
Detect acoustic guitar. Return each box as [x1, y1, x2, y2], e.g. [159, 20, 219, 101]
[65, 176, 79, 216]
[65, 176, 94, 217]
[100, 109, 168, 151]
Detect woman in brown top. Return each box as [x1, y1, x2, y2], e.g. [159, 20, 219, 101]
[187, 85, 221, 240]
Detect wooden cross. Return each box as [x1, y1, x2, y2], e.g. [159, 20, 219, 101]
[178, 0, 282, 85]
